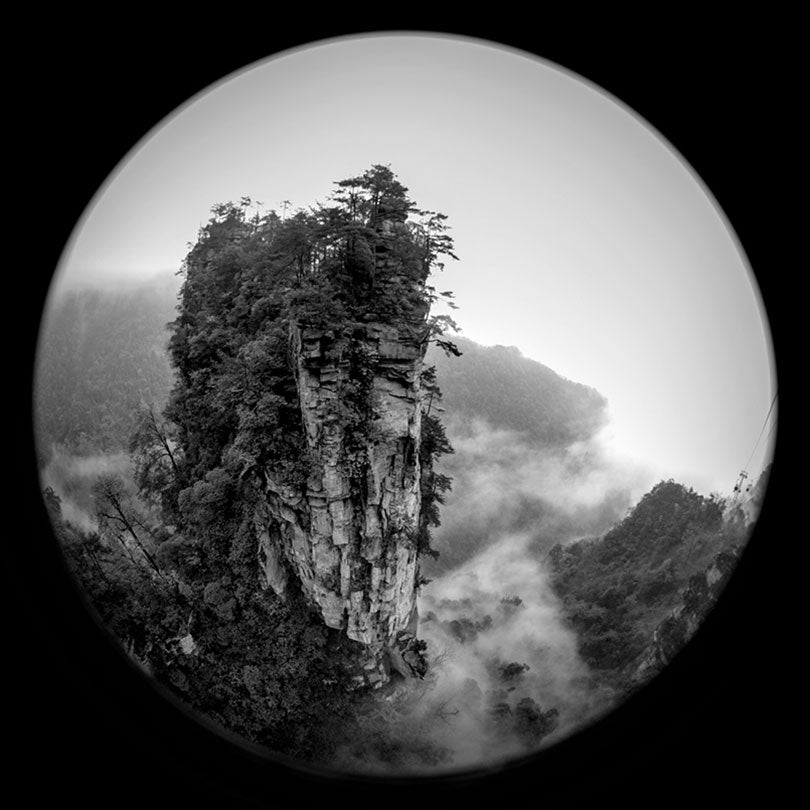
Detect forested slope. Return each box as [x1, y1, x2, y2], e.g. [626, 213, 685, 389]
[548, 477, 761, 691]
[427, 336, 607, 446]
[35, 274, 178, 457]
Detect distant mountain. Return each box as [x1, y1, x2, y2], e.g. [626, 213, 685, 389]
[426, 336, 607, 448]
[34, 274, 179, 458]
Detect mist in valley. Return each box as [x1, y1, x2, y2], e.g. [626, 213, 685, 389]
[33, 275, 770, 775]
[428, 416, 652, 573]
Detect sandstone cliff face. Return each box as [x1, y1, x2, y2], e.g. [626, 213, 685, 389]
[253, 313, 430, 685]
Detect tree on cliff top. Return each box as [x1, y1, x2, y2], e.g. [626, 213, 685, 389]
[165, 164, 458, 484]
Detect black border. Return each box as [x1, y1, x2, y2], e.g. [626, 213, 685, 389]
[16, 20, 793, 809]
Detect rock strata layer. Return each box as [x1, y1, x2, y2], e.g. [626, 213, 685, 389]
[254, 319, 429, 684]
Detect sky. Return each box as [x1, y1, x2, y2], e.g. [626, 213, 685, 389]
[48, 33, 776, 496]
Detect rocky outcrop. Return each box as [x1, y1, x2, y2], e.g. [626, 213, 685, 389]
[254, 314, 430, 685]
[633, 547, 740, 683]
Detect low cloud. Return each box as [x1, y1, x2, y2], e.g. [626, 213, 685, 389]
[334, 532, 618, 774]
[428, 417, 654, 573]
[40, 446, 133, 531]
[417, 532, 616, 768]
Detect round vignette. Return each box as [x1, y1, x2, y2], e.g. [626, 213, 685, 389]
[31, 31, 779, 792]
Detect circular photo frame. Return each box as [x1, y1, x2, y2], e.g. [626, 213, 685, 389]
[20, 25, 786, 809]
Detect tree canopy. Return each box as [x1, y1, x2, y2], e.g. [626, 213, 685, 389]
[166, 164, 458, 487]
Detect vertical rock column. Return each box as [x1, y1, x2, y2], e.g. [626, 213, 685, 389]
[255, 320, 429, 685]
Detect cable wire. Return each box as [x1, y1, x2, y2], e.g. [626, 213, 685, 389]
[743, 391, 778, 473]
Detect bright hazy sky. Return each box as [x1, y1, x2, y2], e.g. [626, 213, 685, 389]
[50, 33, 776, 496]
